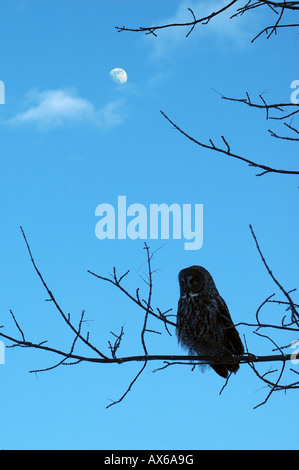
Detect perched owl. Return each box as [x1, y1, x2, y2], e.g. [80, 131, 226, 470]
[176, 265, 244, 378]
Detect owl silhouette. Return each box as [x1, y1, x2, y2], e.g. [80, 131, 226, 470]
[176, 265, 244, 378]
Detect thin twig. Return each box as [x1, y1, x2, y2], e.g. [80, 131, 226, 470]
[88, 268, 176, 327]
[249, 225, 299, 324]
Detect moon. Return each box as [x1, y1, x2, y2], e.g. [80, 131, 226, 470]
[110, 68, 127, 84]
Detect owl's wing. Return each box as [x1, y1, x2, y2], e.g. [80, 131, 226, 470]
[218, 296, 244, 356]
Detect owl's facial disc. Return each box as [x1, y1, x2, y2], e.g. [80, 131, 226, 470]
[186, 274, 203, 296]
[179, 269, 205, 298]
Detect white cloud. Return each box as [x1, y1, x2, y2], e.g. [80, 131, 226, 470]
[8, 88, 126, 131]
[97, 99, 127, 130]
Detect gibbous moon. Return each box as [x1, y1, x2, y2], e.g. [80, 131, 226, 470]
[110, 68, 127, 84]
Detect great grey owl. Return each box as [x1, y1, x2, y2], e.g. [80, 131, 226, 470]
[176, 265, 244, 378]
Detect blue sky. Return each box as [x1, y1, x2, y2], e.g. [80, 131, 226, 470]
[0, 0, 299, 450]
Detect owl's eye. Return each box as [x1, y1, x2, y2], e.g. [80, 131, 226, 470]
[187, 276, 202, 292]
[187, 277, 195, 287]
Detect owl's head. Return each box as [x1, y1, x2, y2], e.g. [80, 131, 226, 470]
[178, 265, 207, 298]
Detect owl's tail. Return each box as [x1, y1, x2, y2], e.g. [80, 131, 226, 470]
[211, 361, 239, 379]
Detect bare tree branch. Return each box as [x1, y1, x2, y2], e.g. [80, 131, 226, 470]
[160, 110, 299, 177]
[115, 1, 299, 42]
[0, 326, 296, 366]
[115, 1, 238, 37]
[221, 92, 299, 121]
[268, 122, 299, 140]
